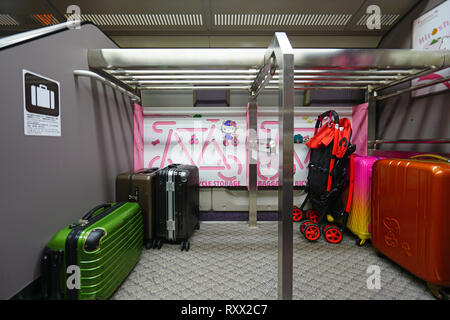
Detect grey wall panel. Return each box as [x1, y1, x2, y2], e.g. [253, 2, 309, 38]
[199, 188, 212, 211]
[230, 90, 304, 107]
[377, 0, 450, 153]
[141, 90, 193, 108]
[211, 188, 308, 211]
[0, 24, 134, 299]
[142, 89, 304, 108]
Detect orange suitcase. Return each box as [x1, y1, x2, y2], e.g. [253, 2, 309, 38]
[371, 155, 450, 300]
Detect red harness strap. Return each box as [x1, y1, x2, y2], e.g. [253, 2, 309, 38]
[326, 124, 339, 192]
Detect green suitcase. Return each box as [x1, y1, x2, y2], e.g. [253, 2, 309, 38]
[41, 202, 143, 300]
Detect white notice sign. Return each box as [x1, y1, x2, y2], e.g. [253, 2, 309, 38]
[23, 69, 61, 136]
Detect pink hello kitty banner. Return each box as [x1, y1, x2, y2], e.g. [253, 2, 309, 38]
[412, 1, 450, 97]
[140, 106, 366, 187]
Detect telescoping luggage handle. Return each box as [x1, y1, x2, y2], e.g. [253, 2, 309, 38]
[410, 154, 450, 163]
[128, 168, 159, 201]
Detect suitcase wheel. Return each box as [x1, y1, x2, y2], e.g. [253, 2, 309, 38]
[356, 238, 366, 247]
[180, 241, 190, 252]
[428, 283, 449, 300]
[303, 224, 321, 242]
[152, 239, 163, 250]
[144, 240, 153, 250]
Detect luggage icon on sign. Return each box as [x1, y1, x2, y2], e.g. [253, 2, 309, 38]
[31, 84, 55, 110]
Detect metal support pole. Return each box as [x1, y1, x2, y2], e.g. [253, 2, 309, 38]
[248, 98, 258, 227]
[266, 32, 294, 300]
[366, 86, 377, 151]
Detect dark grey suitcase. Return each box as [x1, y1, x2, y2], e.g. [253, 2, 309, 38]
[154, 164, 199, 251]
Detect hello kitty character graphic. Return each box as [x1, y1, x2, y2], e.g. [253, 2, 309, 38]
[221, 120, 239, 147]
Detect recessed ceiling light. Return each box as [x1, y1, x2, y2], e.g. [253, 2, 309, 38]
[64, 13, 204, 26]
[213, 13, 352, 26]
[0, 14, 19, 26]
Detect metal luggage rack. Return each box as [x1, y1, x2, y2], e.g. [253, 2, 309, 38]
[84, 47, 449, 96]
[76, 32, 449, 300]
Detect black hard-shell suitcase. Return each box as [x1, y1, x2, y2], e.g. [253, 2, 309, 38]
[154, 164, 199, 251]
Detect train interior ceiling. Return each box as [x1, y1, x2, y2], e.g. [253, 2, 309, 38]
[0, 0, 421, 48]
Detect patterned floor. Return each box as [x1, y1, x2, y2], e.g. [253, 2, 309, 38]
[111, 222, 434, 300]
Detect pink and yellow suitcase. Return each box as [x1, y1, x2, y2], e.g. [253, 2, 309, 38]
[346, 154, 384, 246]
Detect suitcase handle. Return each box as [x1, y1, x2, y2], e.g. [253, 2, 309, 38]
[82, 203, 113, 220]
[137, 168, 157, 174]
[410, 154, 450, 163]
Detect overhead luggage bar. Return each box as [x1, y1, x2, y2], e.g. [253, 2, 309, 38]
[375, 75, 450, 101]
[369, 139, 450, 149]
[73, 70, 141, 102]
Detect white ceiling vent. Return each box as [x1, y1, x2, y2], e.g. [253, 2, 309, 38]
[0, 14, 19, 26]
[65, 13, 204, 26]
[214, 13, 352, 26]
[356, 13, 400, 27]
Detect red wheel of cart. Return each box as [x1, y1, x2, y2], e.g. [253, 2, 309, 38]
[307, 210, 320, 224]
[304, 224, 321, 241]
[321, 223, 334, 233]
[300, 220, 314, 234]
[293, 207, 303, 221]
[324, 226, 343, 244]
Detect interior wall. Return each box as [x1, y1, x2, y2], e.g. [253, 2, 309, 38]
[376, 0, 450, 153]
[0, 24, 135, 299]
[141, 90, 305, 107]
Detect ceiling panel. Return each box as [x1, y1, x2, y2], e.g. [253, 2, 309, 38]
[0, 0, 421, 47]
[345, 0, 419, 31]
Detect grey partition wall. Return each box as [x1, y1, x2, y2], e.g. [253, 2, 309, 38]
[0, 24, 135, 299]
[376, 0, 450, 153]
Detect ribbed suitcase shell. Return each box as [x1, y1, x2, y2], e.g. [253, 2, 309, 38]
[371, 158, 450, 287]
[154, 164, 199, 245]
[116, 168, 159, 247]
[347, 155, 384, 245]
[42, 202, 143, 300]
